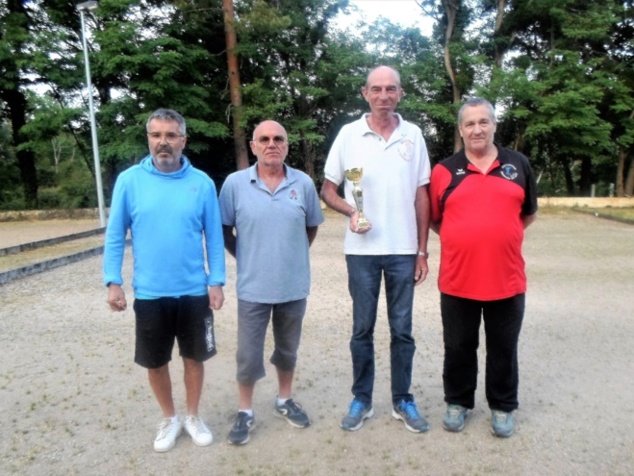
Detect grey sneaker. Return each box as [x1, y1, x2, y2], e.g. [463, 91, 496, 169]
[153, 416, 182, 452]
[491, 410, 515, 438]
[392, 400, 429, 433]
[184, 415, 213, 447]
[443, 404, 468, 432]
[227, 411, 255, 445]
[274, 399, 310, 428]
[340, 399, 374, 431]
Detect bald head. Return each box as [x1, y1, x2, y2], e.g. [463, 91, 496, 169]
[250, 120, 289, 168]
[365, 66, 401, 89]
[252, 120, 286, 141]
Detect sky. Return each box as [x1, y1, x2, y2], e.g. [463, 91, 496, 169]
[341, 0, 431, 31]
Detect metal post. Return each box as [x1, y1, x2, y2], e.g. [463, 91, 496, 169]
[78, 1, 106, 227]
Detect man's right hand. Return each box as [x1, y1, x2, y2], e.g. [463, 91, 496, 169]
[349, 210, 372, 234]
[107, 283, 127, 312]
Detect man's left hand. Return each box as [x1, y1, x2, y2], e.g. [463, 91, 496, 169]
[414, 257, 429, 286]
[208, 285, 224, 310]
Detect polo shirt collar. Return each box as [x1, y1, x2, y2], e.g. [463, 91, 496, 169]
[248, 163, 297, 185]
[358, 113, 408, 142]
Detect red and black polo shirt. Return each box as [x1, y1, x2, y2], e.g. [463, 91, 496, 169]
[430, 145, 538, 300]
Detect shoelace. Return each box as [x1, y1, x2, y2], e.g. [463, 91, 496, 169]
[349, 400, 365, 417]
[234, 413, 252, 430]
[186, 416, 206, 434]
[492, 411, 508, 423]
[447, 405, 464, 418]
[402, 402, 420, 419]
[156, 419, 178, 439]
[283, 399, 303, 414]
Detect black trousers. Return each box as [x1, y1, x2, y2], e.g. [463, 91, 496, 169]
[441, 293, 525, 413]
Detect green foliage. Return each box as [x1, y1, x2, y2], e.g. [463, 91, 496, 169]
[1, 0, 632, 209]
[0, 119, 23, 209]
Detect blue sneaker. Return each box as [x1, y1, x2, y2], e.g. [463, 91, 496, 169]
[443, 404, 468, 432]
[491, 410, 515, 438]
[392, 400, 429, 433]
[340, 399, 374, 431]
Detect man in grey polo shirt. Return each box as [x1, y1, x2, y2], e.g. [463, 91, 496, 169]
[219, 119, 324, 445]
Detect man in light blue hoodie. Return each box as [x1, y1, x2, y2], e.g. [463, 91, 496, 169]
[103, 109, 225, 453]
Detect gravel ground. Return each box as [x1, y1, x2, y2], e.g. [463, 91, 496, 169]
[0, 209, 632, 475]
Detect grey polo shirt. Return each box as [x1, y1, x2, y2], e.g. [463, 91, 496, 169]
[219, 163, 324, 303]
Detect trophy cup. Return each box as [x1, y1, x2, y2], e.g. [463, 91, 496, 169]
[344, 167, 371, 230]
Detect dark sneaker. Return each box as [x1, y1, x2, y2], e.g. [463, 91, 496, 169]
[340, 399, 374, 431]
[227, 412, 255, 445]
[443, 404, 468, 432]
[392, 400, 429, 433]
[274, 399, 310, 428]
[491, 410, 515, 438]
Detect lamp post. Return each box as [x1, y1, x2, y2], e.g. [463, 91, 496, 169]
[77, 0, 106, 227]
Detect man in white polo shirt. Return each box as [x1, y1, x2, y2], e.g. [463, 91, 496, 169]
[321, 65, 432, 433]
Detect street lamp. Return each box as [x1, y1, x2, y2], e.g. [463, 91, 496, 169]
[77, 0, 106, 227]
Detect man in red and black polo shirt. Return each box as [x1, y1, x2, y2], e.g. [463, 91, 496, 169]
[430, 97, 537, 438]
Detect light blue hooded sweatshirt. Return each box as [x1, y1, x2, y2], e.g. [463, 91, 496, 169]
[103, 155, 225, 298]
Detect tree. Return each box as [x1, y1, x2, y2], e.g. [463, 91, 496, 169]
[419, 0, 477, 153]
[0, 0, 39, 207]
[232, 0, 362, 180]
[0, 114, 21, 209]
[223, 0, 249, 170]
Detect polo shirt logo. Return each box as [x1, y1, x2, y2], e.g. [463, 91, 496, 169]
[289, 189, 299, 201]
[398, 140, 414, 161]
[500, 163, 518, 180]
[456, 168, 466, 176]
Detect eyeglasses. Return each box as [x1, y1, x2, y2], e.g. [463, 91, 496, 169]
[254, 135, 286, 145]
[147, 132, 185, 143]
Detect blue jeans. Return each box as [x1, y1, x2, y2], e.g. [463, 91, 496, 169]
[346, 254, 417, 407]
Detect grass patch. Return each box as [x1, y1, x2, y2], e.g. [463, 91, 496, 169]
[572, 207, 634, 224]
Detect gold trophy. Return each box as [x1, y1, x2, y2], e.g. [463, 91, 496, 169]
[344, 167, 371, 230]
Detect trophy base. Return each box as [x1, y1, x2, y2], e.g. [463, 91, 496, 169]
[357, 217, 371, 230]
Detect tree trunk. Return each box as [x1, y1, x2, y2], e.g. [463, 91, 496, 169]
[1, 0, 38, 208]
[494, 0, 506, 67]
[52, 138, 61, 174]
[562, 158, 576, 196]
[4, 85, 38, 208]
[443, 0, 463, 153]
[301, 139, 316, 182]
[624, 152, 634, 197]
[222, 0, 249, 171]
[615, 111, 634, 197]
[579, 156, 592, 196]
[616, 147, 626, 196]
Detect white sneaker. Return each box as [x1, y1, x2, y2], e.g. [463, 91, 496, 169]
[154, 417, 183, 452]
[184, 415, 213, 447]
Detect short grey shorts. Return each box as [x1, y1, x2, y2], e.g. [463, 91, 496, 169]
[236, 299, 307, 384]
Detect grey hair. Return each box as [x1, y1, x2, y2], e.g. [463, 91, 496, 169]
[458, 97, 496, 124]
[146, 108, 186, 135]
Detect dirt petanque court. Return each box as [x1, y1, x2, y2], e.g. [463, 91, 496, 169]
[0, 208, 632, 475]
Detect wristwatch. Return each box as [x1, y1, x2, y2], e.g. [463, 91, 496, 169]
[417, 251, 429, 258]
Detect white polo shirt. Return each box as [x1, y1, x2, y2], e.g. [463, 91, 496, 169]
[324, 113, 431, 255]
